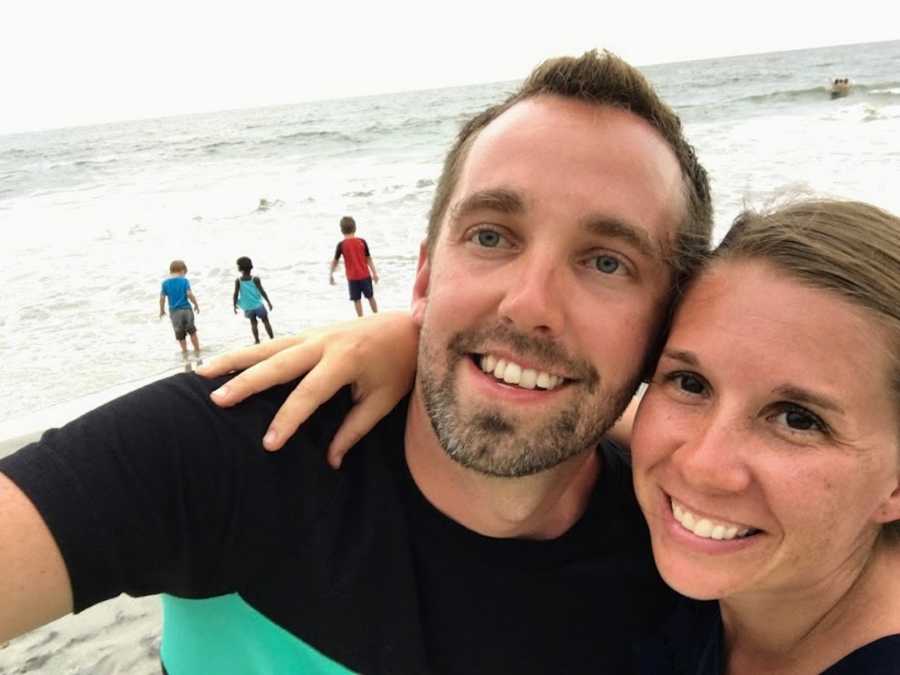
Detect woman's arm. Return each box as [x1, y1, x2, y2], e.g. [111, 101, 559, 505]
[196, 312, 419, 467]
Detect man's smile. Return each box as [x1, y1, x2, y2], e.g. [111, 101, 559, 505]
[475, 353, 568, 391]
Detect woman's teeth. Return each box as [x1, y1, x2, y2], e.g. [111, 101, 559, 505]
[671, 498, 757, 541]
[479, 354, 563, 390]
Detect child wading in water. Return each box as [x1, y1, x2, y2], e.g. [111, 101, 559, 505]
[330, 215, 379, 317]
[159, 259, 201, 360]
[233, 256, 274, 344]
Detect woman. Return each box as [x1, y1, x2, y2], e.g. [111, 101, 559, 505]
[201, 199, 900, 672]
[629, 201, 900, 673]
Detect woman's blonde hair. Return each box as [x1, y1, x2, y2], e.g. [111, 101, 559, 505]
[712, 199, 900, 537]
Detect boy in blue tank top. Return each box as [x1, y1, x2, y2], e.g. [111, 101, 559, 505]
[159, 259, 201, 359]
[233, 256, 274, 344]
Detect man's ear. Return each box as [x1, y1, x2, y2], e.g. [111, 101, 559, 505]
[411, 241, 431, 327]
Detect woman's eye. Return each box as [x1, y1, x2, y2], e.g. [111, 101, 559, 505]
[660, 371, 708, 397]
[677, 373, 706, 395]
[594, 255, 621, 274]
[473, 229, 503, 248]
[774, 406, 826, 433]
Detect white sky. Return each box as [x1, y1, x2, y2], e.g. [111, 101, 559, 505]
[1, 0, 896, 135]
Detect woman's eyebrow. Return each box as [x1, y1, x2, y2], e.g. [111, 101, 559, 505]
[660, 349, 700, 366]
[660, 350, 847, 415]
[771, 385, 845, 415]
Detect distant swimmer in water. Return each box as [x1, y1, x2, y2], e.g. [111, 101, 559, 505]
[257, 197, 284, 212]
[831, 77, 851, 99]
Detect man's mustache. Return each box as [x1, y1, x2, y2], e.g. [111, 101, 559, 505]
[445, 322, 599, 389]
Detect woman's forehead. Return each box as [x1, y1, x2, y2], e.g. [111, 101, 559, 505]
[672, 260, 893, 382]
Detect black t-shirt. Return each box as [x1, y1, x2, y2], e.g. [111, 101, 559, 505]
[0, 373, 676, 674]
[637, 598, 900, 674]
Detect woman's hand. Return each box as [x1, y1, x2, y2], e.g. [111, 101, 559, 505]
[196, 312, 419, 467]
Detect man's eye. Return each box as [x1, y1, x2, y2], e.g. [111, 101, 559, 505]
[474, 230, 502, 247]
[594, 255, 621, 274]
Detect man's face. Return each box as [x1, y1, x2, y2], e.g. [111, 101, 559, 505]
[411, 95, 684, 477]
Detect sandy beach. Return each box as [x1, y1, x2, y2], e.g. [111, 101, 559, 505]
[0, 432, 41, 458]
[3, 38, 899, 673]
[0, 595, 162, 675]
[0, 379, 176, 675]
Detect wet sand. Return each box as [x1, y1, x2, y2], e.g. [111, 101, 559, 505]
[0, 377, 177, 674]
[0, 595, 162, 675]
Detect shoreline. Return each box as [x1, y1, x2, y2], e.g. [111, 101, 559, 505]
[0, 363, 193, 460]
[0, 431, 42, 458]
[0, 371, 186, 672]
[0, 594, 162, 674]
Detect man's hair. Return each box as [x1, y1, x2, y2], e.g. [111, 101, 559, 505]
[340, 216, 357, 235]
[426, 49, 713, 289]
[169, 259, 187, 274]
[236, 256, 253, 273]
[710, 198, 900, 540]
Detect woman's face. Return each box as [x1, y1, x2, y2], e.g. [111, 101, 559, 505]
[632, 259, 900, 601]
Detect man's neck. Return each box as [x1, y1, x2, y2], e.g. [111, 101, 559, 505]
[403, 392, 601, 540]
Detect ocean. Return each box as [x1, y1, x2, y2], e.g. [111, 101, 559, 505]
[1, 39, 899, 428]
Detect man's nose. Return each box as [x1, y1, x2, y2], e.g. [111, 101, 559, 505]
[497, 253, 566, 336]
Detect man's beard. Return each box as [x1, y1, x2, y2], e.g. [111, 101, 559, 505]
[418, 320, 638, 478]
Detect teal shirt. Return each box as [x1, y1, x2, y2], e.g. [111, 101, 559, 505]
[162, 594, 354, 674]
[161, 276, 192, 310]
[237, 277, 263, 311]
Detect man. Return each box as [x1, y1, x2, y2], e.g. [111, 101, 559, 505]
[0, 51, 711, 673]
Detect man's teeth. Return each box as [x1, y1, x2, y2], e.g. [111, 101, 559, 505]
[671, 499, 755, 541]
[479, 354, 562, 391]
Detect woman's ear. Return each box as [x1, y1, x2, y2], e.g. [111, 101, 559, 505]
[873, 473, 900, 526]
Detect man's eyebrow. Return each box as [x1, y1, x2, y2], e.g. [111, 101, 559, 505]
[582, 216, 657, 259]
[448, 191, 660, 260]
[449, 189, 525, 223]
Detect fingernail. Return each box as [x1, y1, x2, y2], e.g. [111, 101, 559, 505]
[263, 429, 278, 450]
[210, 385, 231, 402]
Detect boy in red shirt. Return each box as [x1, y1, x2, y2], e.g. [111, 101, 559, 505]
[330, 216, 379, 317]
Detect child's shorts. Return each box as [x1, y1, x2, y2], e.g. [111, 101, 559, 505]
[348, 278, 374, 301]
[170, 308, 196, 340]
[244, 306, 269, 320]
